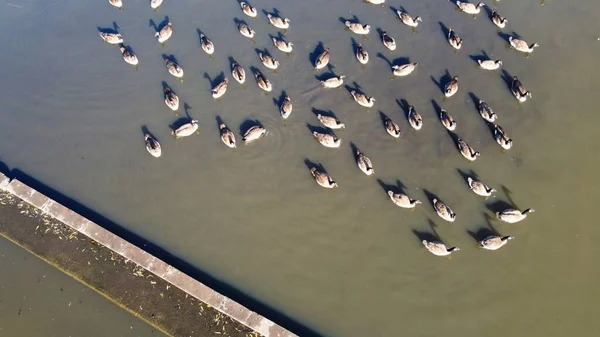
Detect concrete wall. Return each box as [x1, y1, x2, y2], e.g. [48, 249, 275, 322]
[0, 172, 297, 337]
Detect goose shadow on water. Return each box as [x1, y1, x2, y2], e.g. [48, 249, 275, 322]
[304, 158, 327, 174]
[376, 52, 410, 68]
[498, 31, 519, 44]
[239, 119, 264, 136]
[446, 129, 461, 149]
[344, 81, 363, 95]
[150, 16, 170, 32]
[468, 92, 482, 115]
[431, 69, 452, 94]
[430, 99, 444, 119]
[162, 53, 180, 65]
[423, 189, 446, 212]
[376, 178, 408, 196]
[306, 123, 331, 135]
[269, 31, 287, 42]
[456, 168, 479, 185]
[438, 21, 450, 40]
[215, 115, 225, 129]
[500, 69, 514, 92]
[183, 103, 193, 119]
[378, 110, 394, 130]
[339, 15, 359, 25]
[140, 125, 159, 141]
[272, 90, 288, 109]
[0, 161, 324, 337]
[311, 108, 337, 119]
[309, 41, 326, 68]
[97, 21, 120, 34]
[349, 142, 363, 163]
[228, 56, 240, 69]
[412, 219, 443, 244]
[395, 98, 411, 117]
[501, 185, 521, 210]
[315, 71, 340, 82]
[203, 71, 226, 89]
[467, 214, 502, 243]
[469, 49, 491, 63]
[485, 199, 517, 215]
[262, 7, 281, 18]
[196, 28, 211, 45]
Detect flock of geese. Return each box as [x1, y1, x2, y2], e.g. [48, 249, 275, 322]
[101, 0, 539, 257]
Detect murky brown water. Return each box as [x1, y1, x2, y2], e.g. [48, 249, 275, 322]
[0, 0, 599, 336]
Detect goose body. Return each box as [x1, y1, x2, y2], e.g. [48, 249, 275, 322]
[355, 43, 369, 64]
[509, 36, 538, 53]
[478, 100, 497, 122]
[254, 72, 272, 92]
[240, 2, 257, 17]
[497, 208, 535, 223]
[314, 48, 330, 70]
[478, 59, 502, 70]
[242, 125, 266, 143]
[237, 22, 255, 39]
[231, 62, 246, 84]
[433, 198, 456, 222]
[267, 14, 290, 30]
[384, 117, 401, 138]
[99, 32, 123, 44]
[212, 78, 229, 99]
[480, 236, 514, 250]
[310, 167, 338, 188]
[313, 131, 341, 148]
[317, 114, 345, 129]
[150, 0, 163, 10]
[119, 44, 138, 65]
[321, 75, 345, 88]
[448, 28, 463, 50]
[492, 10, 508, 29]
[365, 0, 386, 5]
[351, 90, 375, 108]
[272, 37, 293, 53]
[388, 191, 420, 208]
[172, 120, 198, 139]
[467, 177, 495, 197]
[457, 137, 480, 161]
[280, 95, 292, 119]
[493, 124, 513, 150]
[345, 21, 370, 35]
[439, 109, 456, 131]
[144, 134, 161, 157]
[511, 76, 531, 102]
[259, 52, 279, 70]
[164, 58, 184, 78]
[355, 148, 374, 175]
[155, 22, 173, 43]
[455, 1, 485, 15]
[444, 76, 459, 97]
[200, 34, 215, 55]
[109, 0, 123, 9]
[219, 123, 237, 149]
[422, 240, 459, 256]
[380, 31, 396, 51]
[163, 86, 179, 111]
[408, 105, 423, 130]
[396, 11, 422, 27]
[392, 63, 418, 77]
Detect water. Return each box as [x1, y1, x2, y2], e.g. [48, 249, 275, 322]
[0, 237, 161, 337]
[1, 0, 599, 336]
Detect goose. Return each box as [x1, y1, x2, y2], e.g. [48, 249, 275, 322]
[144, 134, 161, 157]
[355, 43, 369, 65]
[455, 1, 485, 15]
[239, 2, 257, 18]
[163, 85, 179, 111]
[258, 52, 279, 70]
[150, 0, 163, 10]
[392, 63, 418, 77]
[480, 235, 514, 250]
[254, 71, 272, 92]
[492, 10, 508, 29]
[448, 28, 463, 49]
[388, 191, 421, 208]
[444, 76, 459, 97]
[119, 44, 138, 66]
[272, 37, 293, 53]
[422, 240, 459, 256]
[317, 114, 345, 129]
[511, 76, 531, 102]
[242, 125, 266, 143]
[99, 32, 123, 44]
[355, 148, 374, 175]
[109, 0, 123, 10]
[467, 177, 495, 197]
[439, 108, 456, 131]
[509, 36, 539, 53]
[267, 14, 290, 30]
[478, 100, 497, 122]
[496, 208, 535, 223]
[365, 0, 386, 5]
[457, 137, 480, 161]
[155, 22, 173, 44]
[314, 48, 330, 70]
[321, 75, 345, 88]
[345, 21, 370, 35]
[478, 59, 502, 70]
[164, 57, 184, 78]
[231, 61, 246, 84]
[237, 22, 255, 40]
[280, 95, 292, 119]
[172, 120, 198, 139]
[396, 11, 422, 27]
[310, 167, 338, 188]
[200, 34, 214, 55]
[380, 31, 396, 51]
[351, 90, 375, 108]
[433, 198, 456, 222]
[211, 78, 228, 99]
[407, 105, 423, 130]
[493, 124, 513, 150]
[219, 123, 237, 149]
[313, 131, 341, 148]
[384, 116, 401, 138]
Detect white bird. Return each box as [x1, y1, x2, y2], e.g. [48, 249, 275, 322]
[480, 236, 514, 250]
[355, 147, 374, 175]
[467, 177, 495, 197]
[172, 120, 199, 139]
[509, 36, 539, 54]
[422, 240, 459, 257]
[144, 134, 161, 157]
[351, 90, 375, 108]
[433, 198, 456, 222]
[150, 0, 163, 11]
[242, 125, 266, 143]
[388, 191, 420, 208]
[267, 14, 290, 30]
[155, 21, 173, 44]
[240, 2, 258, 18]
[392, 63, 418, 77]
[310, 167, 338, 188]
[496, 208, 535, 223]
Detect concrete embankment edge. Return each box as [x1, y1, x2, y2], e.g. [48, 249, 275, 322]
[0, 172, 297, 337]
